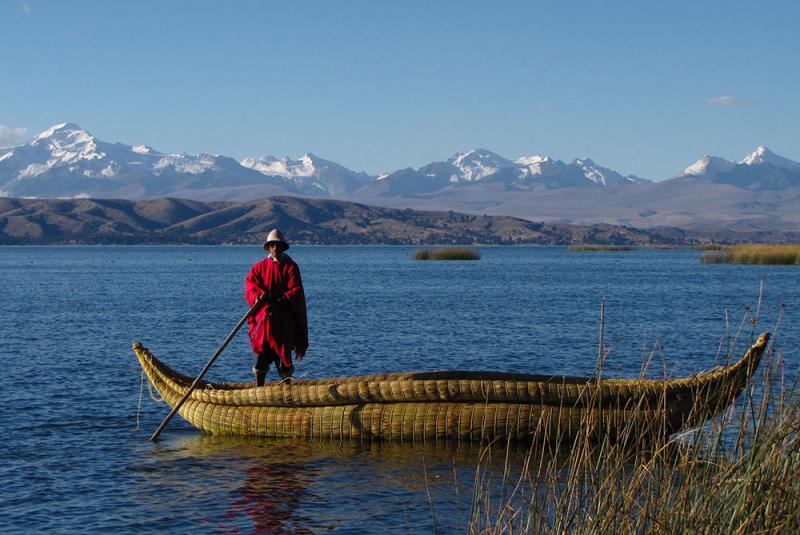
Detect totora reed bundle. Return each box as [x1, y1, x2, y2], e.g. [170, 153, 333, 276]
[134, 333, 767, 444]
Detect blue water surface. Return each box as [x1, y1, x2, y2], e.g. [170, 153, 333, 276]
[1, 246, 797, 533]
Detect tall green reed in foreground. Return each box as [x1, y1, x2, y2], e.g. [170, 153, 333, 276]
[466, 312, 799, 534]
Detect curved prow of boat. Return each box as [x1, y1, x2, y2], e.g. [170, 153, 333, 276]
[133, 332, 769, 443]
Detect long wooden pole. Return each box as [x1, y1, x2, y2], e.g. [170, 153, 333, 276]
[150, 293, 266, 442]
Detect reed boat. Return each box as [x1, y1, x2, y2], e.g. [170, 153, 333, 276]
[134, 333, 769, 443]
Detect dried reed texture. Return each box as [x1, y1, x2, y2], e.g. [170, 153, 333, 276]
[467, 331, 797, 534]
[133, 333, 768, 443]
[702, 244, 800, 265]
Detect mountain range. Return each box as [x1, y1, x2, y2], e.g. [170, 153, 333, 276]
[2, 123, 799, 231]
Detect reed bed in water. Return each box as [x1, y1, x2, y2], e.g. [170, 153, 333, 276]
[568, 245, 637, 252]
[701, 244, 800, 265]
[689, 244, 725, 251]
[465, 324, 799, 534]
[412, 246, 481, 260]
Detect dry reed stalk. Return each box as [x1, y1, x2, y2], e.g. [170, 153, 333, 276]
[466, 313, 798, 534]
[701, 244, 800, 265]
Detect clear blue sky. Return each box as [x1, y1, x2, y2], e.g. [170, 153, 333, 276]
[2, 0, 798, 180]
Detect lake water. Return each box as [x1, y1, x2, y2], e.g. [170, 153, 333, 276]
[1, 246, 797, 533]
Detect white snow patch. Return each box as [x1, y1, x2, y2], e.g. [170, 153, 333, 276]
[132, 145, 153, 154]
[515, 155, 551, 166]
[241, 154, 318, 178]
[448, 149, 512, 181]
[19, 163, 50, 178]
[516, 155, 558, 175]
[681, 155, 736, 177]
[100, 163, 119, 177]
[33, 122, 86, 143]
[741, 146, 800, 169]
[574, 158, 610, 185]
[153, 153, 216, 174]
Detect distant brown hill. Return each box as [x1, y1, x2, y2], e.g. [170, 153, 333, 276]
[0, 196, 715, 246]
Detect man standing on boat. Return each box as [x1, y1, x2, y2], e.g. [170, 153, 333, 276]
[245, 229, 308, 385]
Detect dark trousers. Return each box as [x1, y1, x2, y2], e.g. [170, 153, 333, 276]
[253, 348, 293, 379]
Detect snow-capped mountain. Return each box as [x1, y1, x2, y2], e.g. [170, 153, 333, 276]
[448, 150, 647, 186]
[680, 155, 737, 177]
[572, 159, 649, 186]
[742, 145, 800, 170]
[680, 146, 800, 178]
[381, 149, 516, 186]
[0, 123, 659, 202]
[4, 123, 797, 233]
[241, 153, 370, 197]
[675, 146, 800, 190]
[0, 123, 360, 199]
[0, 123, 267, 198]
[515, 155, 564, 180]
[369, 149, 649, 196]
[0, 122, 158, 187]
[3, 122, 226, 179]
[448, 149, 515, 182]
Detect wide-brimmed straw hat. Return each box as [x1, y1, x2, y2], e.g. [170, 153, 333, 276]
[263, 228, 290, 252]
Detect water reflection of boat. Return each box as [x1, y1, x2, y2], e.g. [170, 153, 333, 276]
[228, 461, 312, 533]
[138, 435, 526, 533]
[133, 333, 768, 443]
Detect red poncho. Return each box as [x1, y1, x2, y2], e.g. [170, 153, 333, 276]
[245, 254, 308, 367]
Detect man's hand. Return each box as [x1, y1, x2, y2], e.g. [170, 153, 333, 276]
[265, 295, 287, 316]
[272, 295, 287, 310]
[295, 349, 305, 363]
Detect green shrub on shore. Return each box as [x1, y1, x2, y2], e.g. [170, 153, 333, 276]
[701, 244, 800, 265]
[412, 246, 481, 260]
[568, 245, 637, 252]
[467, 329, 799, 533]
